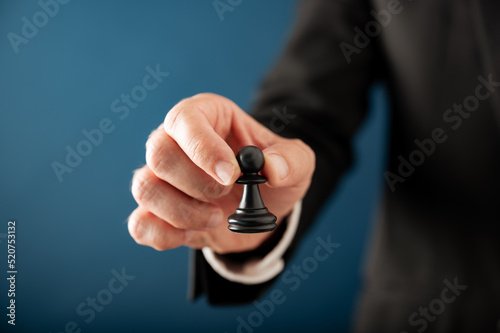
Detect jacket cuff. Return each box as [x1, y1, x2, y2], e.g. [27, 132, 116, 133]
[201, 201, 302, 285]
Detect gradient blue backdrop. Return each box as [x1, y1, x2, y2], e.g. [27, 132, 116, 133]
[0, 1, 388, 332]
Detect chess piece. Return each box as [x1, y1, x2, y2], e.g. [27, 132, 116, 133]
[228, 146, 277, 233]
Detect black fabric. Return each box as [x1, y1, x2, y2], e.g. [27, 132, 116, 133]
[190, 0, 500, 331]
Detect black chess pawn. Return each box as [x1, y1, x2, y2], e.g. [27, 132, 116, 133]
[228, 146, 277, 233]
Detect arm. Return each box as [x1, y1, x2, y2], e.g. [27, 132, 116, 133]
[192, 0, 380, 304]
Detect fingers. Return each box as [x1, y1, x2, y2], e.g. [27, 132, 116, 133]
[131, 166, 224, 230]
[127, 206, 186, 251]
[261, 138, 315, 188]
[127, 207, 211, 250]
[164, 93, 241, 185]
[145, 125, 231, 202]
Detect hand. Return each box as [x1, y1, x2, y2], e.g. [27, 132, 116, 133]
[128, 93, 315, 254]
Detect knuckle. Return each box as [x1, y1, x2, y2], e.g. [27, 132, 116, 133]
[131, 169, 155, 205]
[184, 231, 208, 249]
[177, 202, 196, 223]
[304, 142, 316, 166]
[128, 210, 179, 251]
[175, 201, 207, 229]
[185, 133, 206, 165]
[127, 212, 146, 244]
[202, 182, 226, 199]
[293, 138, 316, 167]
[145, 139, 161, 170]
[191, 92, 214, 100]
[290, 137, 306, 149]
[164, 97, 199, 134]
[146, 139, 171, 176]
[164, 100, 209, 164]
[164, 101, 186, 135]
[199, 182, 226, 200]
[260, 128, 276, 146]
[191, 93, 223, 108]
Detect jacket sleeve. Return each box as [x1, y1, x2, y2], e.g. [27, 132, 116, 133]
[190, 0, 381, 305]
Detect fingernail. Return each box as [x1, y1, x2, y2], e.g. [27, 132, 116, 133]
[215, 161, 234, 185]
[207, 210, 223, 228]
[268, 154, 289, 180]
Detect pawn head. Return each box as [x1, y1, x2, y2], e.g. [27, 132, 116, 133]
[236, 146, 265, 173]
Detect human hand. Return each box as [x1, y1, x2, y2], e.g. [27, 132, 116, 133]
[128, 93, 315, 254]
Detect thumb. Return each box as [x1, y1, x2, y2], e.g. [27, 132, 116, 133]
[261, 139, 315, 188]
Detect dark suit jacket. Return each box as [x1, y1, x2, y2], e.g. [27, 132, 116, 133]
[190, 0, 500, 332]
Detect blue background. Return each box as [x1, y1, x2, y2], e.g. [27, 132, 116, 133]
[0, 1, 388, 332]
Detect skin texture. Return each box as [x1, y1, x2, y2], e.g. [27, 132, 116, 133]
[128, 93, 315, 254]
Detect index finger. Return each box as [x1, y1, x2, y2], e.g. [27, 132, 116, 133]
[164, 93, 240, 185]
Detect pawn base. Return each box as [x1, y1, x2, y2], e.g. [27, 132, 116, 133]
[228, 208, 277, 233]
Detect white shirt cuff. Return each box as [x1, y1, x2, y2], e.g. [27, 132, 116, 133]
[201, 201, 302, 285]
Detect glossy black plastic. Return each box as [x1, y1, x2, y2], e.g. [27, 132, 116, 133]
[228, 146, 277, 233]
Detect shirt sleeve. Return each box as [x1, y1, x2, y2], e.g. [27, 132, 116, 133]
[201, 201, 302, 285]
